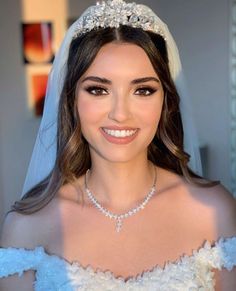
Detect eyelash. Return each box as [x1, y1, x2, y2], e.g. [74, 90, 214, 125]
[84, 86, 158, 97]
[134, 87, 157, 96]
[85, 86, 108, 96]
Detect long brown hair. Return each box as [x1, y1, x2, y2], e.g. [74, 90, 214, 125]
[12, 25, 214, 214]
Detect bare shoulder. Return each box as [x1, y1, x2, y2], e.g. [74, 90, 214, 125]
[0, 181, 86, 251]
[0, 198, 62, 250]
[157, 167, 236, 240]
[1, 211, 34, 248]
[189, 182, 236, 238]
[184, 181, 236, 239]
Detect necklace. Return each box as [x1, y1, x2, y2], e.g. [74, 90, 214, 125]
[84, 167, 157, 233]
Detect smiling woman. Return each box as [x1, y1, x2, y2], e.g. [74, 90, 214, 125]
[77, 43, 164, 163]
[0, 0, 236, 290]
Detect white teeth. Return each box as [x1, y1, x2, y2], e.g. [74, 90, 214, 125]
[103, 128, 137, 137]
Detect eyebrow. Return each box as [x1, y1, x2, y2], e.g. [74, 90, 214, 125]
[82, 76, 112, 84]
[131, 77, 160, 84]
[81, 76, 160, 84]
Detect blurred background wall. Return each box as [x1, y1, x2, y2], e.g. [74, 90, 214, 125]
[0, 0, 233, 229]
[0, 0, 67, 228]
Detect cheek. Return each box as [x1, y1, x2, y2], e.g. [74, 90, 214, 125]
[77, 97, 104, 124]
[138, 99, 163, 127]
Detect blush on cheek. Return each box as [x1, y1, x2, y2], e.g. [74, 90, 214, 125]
[77, 98, 105, 123]
[141, 109, 162, 123]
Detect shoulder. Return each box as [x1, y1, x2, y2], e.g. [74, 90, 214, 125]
[184, 181, 236, 226]
[194, 183, 236, 239]
[0, 210, 54, 287]
[0, 182, 86, 251]
[0, 198, 62, 249]
[183, 181, 236, 240]
[1, 211, 37, 249]
[157, 167, 236, 240]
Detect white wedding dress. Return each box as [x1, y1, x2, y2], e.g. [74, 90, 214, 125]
[0, 236, 236, 291]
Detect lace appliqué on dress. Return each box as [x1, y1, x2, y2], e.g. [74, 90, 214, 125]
[0, 236, 236, 291]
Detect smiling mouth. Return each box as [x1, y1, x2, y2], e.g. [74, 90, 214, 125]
[102, 128, 138, 138]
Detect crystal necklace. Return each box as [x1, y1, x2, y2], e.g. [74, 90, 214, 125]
[84, 167, 157, 233]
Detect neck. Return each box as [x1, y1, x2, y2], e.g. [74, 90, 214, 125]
[84, 158, 156, 212]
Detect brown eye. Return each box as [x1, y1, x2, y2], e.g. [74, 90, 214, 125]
[135, 87, 157, 96]
[85, 86, 108, 96]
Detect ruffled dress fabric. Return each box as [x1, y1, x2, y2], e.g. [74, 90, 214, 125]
[0, 237, 236, 291]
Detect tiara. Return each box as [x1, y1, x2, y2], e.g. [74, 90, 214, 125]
[73, 0, 166, 40]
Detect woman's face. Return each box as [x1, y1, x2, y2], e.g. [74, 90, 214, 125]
[76, 42, 164, 164]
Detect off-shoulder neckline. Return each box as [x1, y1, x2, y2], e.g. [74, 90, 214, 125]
[42, 237, 221, 283]
[1, 236, 236, 284]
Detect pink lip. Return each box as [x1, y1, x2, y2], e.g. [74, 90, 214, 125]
[100, 127, 139, 145]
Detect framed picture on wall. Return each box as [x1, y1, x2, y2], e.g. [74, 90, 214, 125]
[22, 22, 54, 64]
[31, 73, 48, 116]
[26, 67, 50, 116]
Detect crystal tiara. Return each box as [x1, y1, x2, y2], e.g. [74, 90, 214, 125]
[73, 0, 166, 40]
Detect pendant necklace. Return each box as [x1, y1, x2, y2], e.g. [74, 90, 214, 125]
[84, 167, 157, 233]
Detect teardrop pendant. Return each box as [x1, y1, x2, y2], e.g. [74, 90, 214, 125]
[116, 217, 123, 232]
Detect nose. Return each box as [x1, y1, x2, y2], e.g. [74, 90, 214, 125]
[108, 94, 132, 122]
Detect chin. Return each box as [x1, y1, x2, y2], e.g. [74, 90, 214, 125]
[90, 146, 148, 164]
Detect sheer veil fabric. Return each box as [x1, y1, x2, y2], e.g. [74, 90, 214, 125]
[22, 2, 202, 196]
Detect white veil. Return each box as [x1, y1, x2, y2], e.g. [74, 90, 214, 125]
[22, 1, 202, 196]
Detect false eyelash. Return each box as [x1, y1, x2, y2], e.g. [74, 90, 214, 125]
[135, 87, 157, 96]
[84, 86, 108, 96]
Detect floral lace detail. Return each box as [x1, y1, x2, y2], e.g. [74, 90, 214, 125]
[0, 237, 236, 291]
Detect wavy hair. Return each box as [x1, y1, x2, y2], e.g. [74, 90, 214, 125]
[12, 25, 215, 214]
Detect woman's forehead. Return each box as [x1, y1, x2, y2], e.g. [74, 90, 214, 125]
[82, 42, 158, 79]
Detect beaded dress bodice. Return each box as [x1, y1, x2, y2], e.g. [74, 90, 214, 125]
[0, 237, 236, 291]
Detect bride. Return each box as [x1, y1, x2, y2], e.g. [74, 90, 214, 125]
[1, 0, 236, 290]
